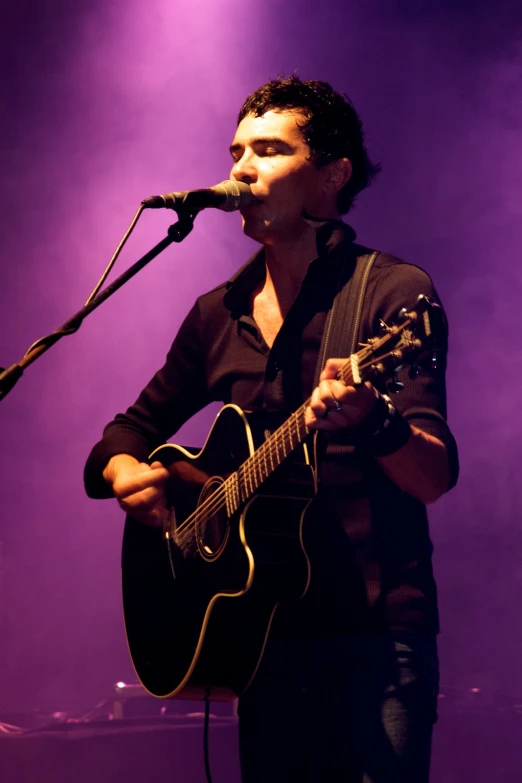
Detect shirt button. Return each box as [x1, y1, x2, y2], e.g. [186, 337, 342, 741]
[266, 358, 280, 378]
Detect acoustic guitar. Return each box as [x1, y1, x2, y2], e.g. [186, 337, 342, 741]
[121, 295, 442, 701]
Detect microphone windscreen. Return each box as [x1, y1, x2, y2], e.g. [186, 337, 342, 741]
[212, 180, 256, 211]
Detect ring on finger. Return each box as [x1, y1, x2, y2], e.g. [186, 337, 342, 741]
[330, 391, 343, 412]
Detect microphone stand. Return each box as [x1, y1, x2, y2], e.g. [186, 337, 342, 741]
[0, 211, 197, 401]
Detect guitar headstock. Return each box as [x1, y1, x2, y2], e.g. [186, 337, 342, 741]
[337, 295, 445, 388]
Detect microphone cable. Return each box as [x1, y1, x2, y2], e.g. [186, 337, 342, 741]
[203, 688, 215, 783]
[22, 204, 145, 357]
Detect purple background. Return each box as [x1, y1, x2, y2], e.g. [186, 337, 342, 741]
[1, 0, 521, 775]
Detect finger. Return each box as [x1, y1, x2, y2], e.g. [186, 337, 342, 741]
[319, 358, 344, 381]
[148, 462, 170, 481]
[121, 466, 169, 495]
[308, 385, 330, 421]
[150, 461, 168, 472]
[315, 381, 356, 418]
[116, 483, 164, 506]
[305, 406, 346, 430]
[307, 378, 377, 430]
[145, 466, 170, 487]
[306, 387, 345, 430]
[321, 379, 376, 407]
[117, 489, 169, 521]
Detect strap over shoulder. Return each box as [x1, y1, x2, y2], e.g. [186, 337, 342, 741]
[313, 249, 379, 388]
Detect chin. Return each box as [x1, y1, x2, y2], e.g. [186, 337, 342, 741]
[241, 214, 273, 243]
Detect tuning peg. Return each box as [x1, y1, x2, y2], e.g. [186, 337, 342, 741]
[388, 368, 405, 393]
[379, 319, 391, 334]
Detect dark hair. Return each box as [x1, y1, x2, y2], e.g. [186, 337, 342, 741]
[237, 75, 380, 214]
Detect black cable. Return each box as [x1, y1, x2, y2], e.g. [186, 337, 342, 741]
[23, 204, 145, 358]
[203, 688, 214, 783]
[83, 204, 145, 306]
[0, 207, 196, 402]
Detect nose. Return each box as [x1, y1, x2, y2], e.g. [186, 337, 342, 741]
[230, 151, 257, 185]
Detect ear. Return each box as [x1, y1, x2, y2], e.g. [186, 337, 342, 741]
[322, 157, 352, 196]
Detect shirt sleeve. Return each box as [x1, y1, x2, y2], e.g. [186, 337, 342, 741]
[84, 299, 210, 498]
[364, 259, 459, 490]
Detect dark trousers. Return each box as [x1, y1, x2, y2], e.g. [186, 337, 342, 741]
[238, 634, 439, 783]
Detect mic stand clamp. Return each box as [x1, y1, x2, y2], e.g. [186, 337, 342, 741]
[167, 210, 196, 242]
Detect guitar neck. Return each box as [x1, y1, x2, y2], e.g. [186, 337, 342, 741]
[225, 363, 355, 516]
[223, 309, 421, 516]
[235, 398, 312, 500]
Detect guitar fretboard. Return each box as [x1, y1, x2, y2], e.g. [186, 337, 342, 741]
[172, 304, 427, 548]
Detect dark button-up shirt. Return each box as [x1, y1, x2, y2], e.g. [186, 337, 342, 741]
[84, 220, 458, 636]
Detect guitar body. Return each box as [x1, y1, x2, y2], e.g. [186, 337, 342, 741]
[121, 404, 316, 701]
[121, 297, 440, 702]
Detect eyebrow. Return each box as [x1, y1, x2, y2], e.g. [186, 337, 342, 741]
[229, 137, 292, 155]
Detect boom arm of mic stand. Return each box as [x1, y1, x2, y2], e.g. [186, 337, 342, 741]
[0, 211, 197, 402]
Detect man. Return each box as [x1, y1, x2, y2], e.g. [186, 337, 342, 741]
[85, 76, 458, 782]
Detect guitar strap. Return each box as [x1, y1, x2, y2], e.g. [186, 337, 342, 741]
[313, 248, 380, 388]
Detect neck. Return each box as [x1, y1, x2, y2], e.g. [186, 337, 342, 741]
[261, 217, 329, 304]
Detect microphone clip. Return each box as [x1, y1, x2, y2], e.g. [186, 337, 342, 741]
[167, 211, 198, 243]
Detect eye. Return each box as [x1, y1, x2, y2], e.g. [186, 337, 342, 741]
[229, 147, 243, 163]
[259, 146, 278, 156]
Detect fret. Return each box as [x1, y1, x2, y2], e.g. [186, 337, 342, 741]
[280, 429, 289, 460]
[234, 472, 241, 508]
[250, 458, 258, 494]
[283, 425, 292, 453]
[237, 466, 246, 504]
[292, 411, 299, 444]
[295, 408, 305, 443]
[247, 458, 254, 494]
[251, 454, 262, 490]
[288, 415, 295, 449]
[283, 430, 290, 458]
[262, 442, 269, 482]
[274, 431, 282, 464]
[244, 461, 253, 497]
[295, 408, 304, 442]
[268, 441, 275, 473]
[246, 460, 254, 494]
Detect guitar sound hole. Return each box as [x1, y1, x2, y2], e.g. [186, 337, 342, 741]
[196, 477, 229, 560]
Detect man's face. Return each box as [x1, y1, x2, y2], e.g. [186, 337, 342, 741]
[229, 110, 332, 244]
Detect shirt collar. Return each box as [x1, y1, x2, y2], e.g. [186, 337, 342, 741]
[223, 215, 356, 314]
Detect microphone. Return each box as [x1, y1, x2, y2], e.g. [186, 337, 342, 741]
[142, 180, 256, 212]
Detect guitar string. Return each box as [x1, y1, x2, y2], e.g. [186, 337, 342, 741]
[178, 321, 408, 518]
[167, 318, 412, 541]
[169, 322, 414, 551]
[171, 406, 310, 552]
[169, 346, 408, 547]
[170, 337, 411, 553]
[168, 341, 372, 549]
